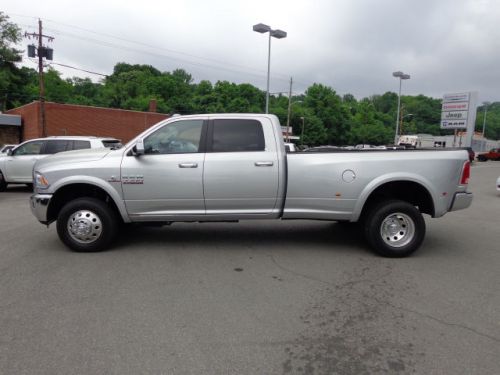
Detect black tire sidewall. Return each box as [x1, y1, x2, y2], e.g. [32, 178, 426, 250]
[364, 200, 426, 258]
[56, 197, 118, 252]
[0, 171, 7, 192]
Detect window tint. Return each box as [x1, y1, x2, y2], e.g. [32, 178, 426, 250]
[72, 140, 91, 150]
[144, 120, 203, 154]
[12, 141, 45, 156]
[44, 140, 70, 154]
[211, 119, 265, 152]
[102, 140, 123, 149]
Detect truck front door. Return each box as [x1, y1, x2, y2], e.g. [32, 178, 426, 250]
[203, 118, 279, 215]
[121, 119, 207, 219]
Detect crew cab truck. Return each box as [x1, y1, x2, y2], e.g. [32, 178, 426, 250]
[30, 114, 473, 257]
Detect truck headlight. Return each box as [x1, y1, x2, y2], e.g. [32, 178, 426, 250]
[34, 172, 50, 189]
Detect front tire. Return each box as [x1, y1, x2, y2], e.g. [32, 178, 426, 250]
[56, 198, 118, 252]
[364, 200, 425, 257]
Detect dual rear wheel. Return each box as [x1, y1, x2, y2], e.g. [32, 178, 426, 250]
[363, 200, 425, 257]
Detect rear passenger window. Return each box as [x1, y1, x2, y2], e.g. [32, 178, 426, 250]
[211, 119, 265, 152]
[102, 140, 122, 149]
[72, 140, 91, 150]
[43, 140, 70, 154]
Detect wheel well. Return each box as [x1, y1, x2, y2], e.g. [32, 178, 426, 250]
[360, 181, 434, 220]
[47, 183, 122, 223]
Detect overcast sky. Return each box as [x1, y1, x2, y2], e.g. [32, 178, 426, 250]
[5, 0, 500, 102]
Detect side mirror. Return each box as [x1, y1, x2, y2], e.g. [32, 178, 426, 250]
[135, 139, 145, 156]
[6, 149, 13, 156]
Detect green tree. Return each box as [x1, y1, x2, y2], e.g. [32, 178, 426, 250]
[304, 83, 350, 145]
[0, 12, 24, 110]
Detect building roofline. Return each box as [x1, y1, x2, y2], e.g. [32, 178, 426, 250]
[6, 100, 169, 116]
[5, 101, 39, 112]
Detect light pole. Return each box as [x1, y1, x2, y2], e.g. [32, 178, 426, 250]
[392, 71, 410, 144]
[253, 23, 287, 113]
[482, 102, 490, 137]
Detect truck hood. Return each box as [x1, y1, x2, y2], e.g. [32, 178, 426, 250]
[34, 148, 113, 170]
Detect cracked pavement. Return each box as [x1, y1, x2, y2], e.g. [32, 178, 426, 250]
[0, 164, 499, 374]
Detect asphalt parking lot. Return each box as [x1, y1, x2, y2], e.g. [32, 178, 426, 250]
[0, 164, 499, 375]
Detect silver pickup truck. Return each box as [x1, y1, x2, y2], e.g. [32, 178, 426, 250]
[30, 114, 473, 257]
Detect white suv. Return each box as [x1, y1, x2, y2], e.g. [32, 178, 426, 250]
[0, 136, 121, 191]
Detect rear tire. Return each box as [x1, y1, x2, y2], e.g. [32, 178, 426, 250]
[0, 171, 7, 192]
[56, 197, 118, 252]
[364, 200, 425, 258]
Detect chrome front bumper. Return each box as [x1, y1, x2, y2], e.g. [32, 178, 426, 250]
[449, 192, 473, 212]
[30, 194, 52, 224]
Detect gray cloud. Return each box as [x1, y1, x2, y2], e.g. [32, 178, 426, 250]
[7, 0, 500, 102]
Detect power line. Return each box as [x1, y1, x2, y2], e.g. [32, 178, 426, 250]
[44, 27, 292, 83]
[44, 18, 292, 80]
[11, 13, 313, 90]
[48, 62, 108, 77]
[15, 15, 290, 81]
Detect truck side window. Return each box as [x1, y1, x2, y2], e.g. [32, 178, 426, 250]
[43, 140, 71, 154]
[12, 141, 45, 156]
[211, 119, 265, 152]
[144, 120, 203, 154]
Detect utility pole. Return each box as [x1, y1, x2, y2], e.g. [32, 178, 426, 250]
[25, 19, 54, 137]
[38, 19, 46, 137]
[286, 77, 293, 142]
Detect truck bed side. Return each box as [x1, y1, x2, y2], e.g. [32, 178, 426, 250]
[283, 149, 469, 221]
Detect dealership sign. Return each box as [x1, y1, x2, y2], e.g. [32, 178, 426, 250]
[440, 91, 478, 147]
[440, 92, 477, 130]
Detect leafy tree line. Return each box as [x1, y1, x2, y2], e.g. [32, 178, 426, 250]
[1, 12, 499, 145]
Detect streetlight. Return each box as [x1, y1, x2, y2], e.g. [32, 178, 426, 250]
[392, 71, 410, 144]
[253, 23, 287, 113]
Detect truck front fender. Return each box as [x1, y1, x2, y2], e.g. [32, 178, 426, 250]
[49, 176, 130, 223]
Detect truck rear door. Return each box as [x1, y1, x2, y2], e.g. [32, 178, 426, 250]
[203, 118, 279, 215]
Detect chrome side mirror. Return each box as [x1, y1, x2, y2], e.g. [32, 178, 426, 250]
[6, 148, 13, 156]
[135, 139, 145, 156]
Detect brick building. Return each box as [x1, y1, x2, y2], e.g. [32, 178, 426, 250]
[3, 101, 169, 144]
[0, 113, 21, 145]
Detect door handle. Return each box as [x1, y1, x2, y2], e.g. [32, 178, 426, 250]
[254, 161, 274, 167]
[178, 163, 198, 168]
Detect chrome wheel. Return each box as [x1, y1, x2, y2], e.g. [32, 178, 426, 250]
[67, 210, 103, 244]
[380, 212, 415, 248]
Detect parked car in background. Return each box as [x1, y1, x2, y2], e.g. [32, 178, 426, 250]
[477, 148, 500, 161]
[0, 136, 121, 191]
[0, 144, 16, 154]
